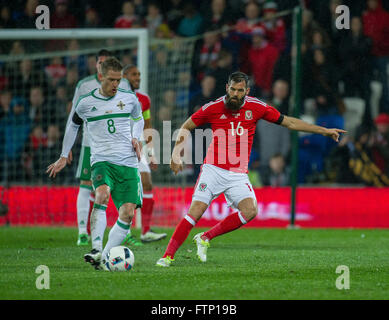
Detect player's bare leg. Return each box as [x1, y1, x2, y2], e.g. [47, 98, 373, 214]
[139, 171, 166, 242]
[77, 179, 94, 246]
[194, 197, 258, 262]
[98, 203, 136, 269]
[156, 201, 208, 267]
[84, 184, 109, 267]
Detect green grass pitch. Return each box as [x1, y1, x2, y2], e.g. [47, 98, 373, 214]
[1, 226, 388, 300]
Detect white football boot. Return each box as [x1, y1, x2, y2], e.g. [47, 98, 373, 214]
[193, 232, 210, 263]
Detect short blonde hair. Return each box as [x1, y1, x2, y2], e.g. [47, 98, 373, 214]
[101, 57, 123, 76]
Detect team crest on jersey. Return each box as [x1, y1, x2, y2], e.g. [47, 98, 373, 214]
[198, 183, 207, 191]
[245, 110, 253, 120]
[117, 101, 125, 110]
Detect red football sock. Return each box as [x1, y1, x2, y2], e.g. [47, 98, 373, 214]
[202, 212, 247, 241]
[163, 214, 197, 259]
[141, 194, 154, 235]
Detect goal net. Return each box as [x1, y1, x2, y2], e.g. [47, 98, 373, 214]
[0, 29, 196, 227]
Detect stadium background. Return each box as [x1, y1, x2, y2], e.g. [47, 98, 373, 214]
[0, 0, 389, 228]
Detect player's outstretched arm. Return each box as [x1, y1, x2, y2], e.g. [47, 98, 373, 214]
[132, 138, 142, 162]
[170, 118, 197, 175]
[280, 115, 347, 142]
[47, 113, 82, 178]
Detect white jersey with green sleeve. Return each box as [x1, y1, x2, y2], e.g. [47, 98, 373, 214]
[68, 74, 131, 147]
[74, 88, 143, 168]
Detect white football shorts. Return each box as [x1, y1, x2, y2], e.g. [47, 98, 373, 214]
[192, 164, 256, 210]
[138, 154, 151, 173]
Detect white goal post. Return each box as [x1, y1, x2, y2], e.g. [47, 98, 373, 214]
[0, 28, 149, 93]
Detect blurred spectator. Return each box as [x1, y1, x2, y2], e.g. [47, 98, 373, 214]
[247, 26, 279, 99]
[65, 64, 79, 98]
[9, 59, 48, 100]
[51, 0, 77, 29]
[177, 2, 203, 37]
[33, 124, 64, 183]
[86, 54, 97, 76]
[338, 16, 372, 123]
[272, 43, 309, 93]
[0, 89, 12, 121]
[302, 9, 321, 49]
[150, 48, 170, 85]
[145, 2, 164, 37]
[64, 40, 87, 77]
[154, 23, 174, 39]
[298, 113, 344, 183]
[0, 97, 31, 182]
[165, 0, 185, 32]
[47, 83, 69, 132]
[176, 71, 192, 108]
[24, 124, 46, 180]
[4, 41, 26, 81]
[0, 91, 11, 178]
[307, 48, 343, 114]
[16, 0, 39, 28]
[29, 86, 50, 130]
[193, 27, 222, 81]
[44, 57, 67, 90]
[0, 5, 15, 28]
[256, 82, 290, 171]
[0, 65, 9, 93]
[120, 51, 135, 66]
[158, 89, 176, 122]
[202, 0, 234, 30]
[326, 125, 370, 184]
[133, 0, 147, 18]
[211, 49, 234, 97]
[83, 7, 100, 28]
[309, 28, 332, 52]
[260, 153, 290, 187]
[189, 75, 216, 182]
[114, 1, 140, 29]
[235, 1, 262, 35]
[315, 0, 346, 44]
[370, 113, 389, 175]
[30, 125, 47, 152]
[334, 123, 389, 186]
[248, 149, 262, 187]
[9, 40, 25, 56]
[190, 74, 217, 114]
[313, 94, 339, 117]
[363, 0, 389, 113]
[269, 79, 290, 115]
[260, 1, 287, 52]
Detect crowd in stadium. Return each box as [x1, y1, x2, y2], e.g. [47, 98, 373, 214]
[0, 0, 389, 186]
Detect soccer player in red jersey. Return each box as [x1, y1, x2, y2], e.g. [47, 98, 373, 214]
[156, 72, 346, 267]
[122, 65, 167, 243]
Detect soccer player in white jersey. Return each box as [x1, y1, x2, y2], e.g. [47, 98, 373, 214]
[66, 49, 132, 247]
[156, 72, 346, 267]
[47, 57, 144, 270]
[121, 64, 167, 243]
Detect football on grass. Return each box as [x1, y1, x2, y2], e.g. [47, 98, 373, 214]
[106, 246, 134, 271]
